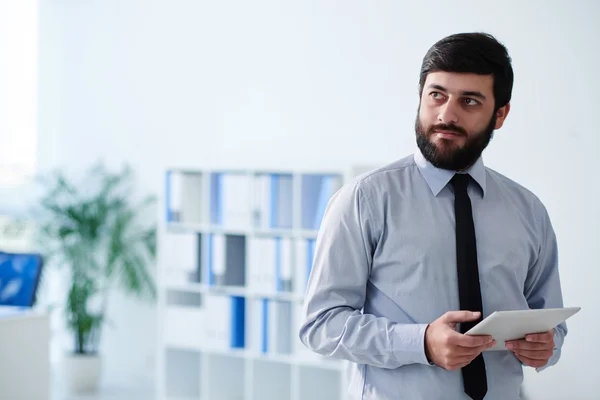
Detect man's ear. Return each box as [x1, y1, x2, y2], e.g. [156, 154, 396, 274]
[494, 103, 510, 129]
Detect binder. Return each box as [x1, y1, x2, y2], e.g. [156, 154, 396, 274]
[300, 175, 323, 230]
[256, 298, 292, 355]
[229, 296, 246, 349]
[211, 172, 252, 229]
[276, 237, 293, 292]
[271, 174, 293, 229]
[312, 176, 333, 230]
[206, 233, 246, 287]
[253, 174, 293, 229]
[248, 236, 292, 294]
[166, 170, 203, 224]
[210, 173, 220, 224]
[247, 237, 277, 293]
[160, 232, 199, 284]
[165, 170, 180, 222]
[294, 238, 316, 296]
[204, 294, 246, 351]
[252, 174, 271, 229]
[300, 174, 342, 230]
[211, 234, 226, 285]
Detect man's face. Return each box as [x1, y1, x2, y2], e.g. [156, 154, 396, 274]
[415, 71, 510, 171]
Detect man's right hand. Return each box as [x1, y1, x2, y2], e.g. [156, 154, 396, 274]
[424, 311, 496, 370]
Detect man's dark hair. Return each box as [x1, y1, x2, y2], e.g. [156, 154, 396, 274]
[418, 32, 514, 110]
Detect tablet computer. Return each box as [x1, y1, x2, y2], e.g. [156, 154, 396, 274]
[464, 306, 581, 351]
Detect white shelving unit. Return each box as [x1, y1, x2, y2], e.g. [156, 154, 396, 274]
[156, 166, 374, 400]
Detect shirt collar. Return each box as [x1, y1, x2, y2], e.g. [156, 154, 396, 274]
[414, 148, 487, 197]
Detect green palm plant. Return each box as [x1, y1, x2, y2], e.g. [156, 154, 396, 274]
[35, 162, 157, 355]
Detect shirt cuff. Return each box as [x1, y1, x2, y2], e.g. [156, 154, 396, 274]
[391, 323, 433, 366]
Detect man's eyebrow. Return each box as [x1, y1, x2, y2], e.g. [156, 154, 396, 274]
[426, 84, 487, 101]
[461, 90, 487, 100]
[427, 84, 447, 92]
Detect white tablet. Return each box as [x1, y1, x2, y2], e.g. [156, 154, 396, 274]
[464, 307, 581, 351]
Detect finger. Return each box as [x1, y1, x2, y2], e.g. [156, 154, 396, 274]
[445, 337, 497, 360]
[526, 331, 554, 343]
[455, 340, 496, 356]
[452, 332, 494, 348]
[506, 341, 548, 351]
[441, 311, 482, 324]
[514, 352, 548, 368]
[452, 346, 482, 358]
[504, 339, 526, 345]
[513, 349, 553, 360]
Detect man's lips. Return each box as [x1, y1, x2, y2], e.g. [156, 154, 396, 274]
[434, 130, 464, 138]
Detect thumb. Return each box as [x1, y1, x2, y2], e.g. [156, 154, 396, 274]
[441, 310, 481, 324]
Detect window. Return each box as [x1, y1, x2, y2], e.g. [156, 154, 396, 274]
[0, 1, 39, 186]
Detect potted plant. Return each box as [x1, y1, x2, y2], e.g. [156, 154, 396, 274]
[35, 162, 157, 393]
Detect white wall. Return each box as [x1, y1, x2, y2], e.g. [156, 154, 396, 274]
[38, 0, 599, 398]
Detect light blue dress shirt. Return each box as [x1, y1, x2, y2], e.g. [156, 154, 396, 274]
[299, 150, 567, 400]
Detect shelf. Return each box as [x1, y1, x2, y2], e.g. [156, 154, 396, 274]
[166, 223, 319, 240]
[164, 348, 201, 399]
[298, 366, 343, 400]
[163, 344, 342, 372]
[166, 222, 208, 233]
[165, 397, 202, 400]
[163, 282, 303, 302]
[159, 167, 374, 400]
[253, 359, 291, 400]
[163, 303, 204, 351]
[205, 353, 245, 400]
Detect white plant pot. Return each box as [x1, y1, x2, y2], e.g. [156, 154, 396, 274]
[62, 353, 102, 394]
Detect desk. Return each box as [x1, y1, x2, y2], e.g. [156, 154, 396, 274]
[0, 306, 50, 400]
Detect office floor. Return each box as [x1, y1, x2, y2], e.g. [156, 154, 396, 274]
[51, 379, 154, 400]
[56, 395, 149, 400]
[50, 363, 155, 400]
[52, 388, 154, 400]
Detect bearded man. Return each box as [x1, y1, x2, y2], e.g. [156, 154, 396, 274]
[298, 32, 567, 400]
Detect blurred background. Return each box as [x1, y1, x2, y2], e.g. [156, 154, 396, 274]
[0, 1, 598, 399]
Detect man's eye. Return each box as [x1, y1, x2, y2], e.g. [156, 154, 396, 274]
[430, 92, 443, 100]
[464, 98, 480, 106]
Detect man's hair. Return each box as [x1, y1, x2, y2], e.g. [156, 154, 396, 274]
[418, 32, 514, 110]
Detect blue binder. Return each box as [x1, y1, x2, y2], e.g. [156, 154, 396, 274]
[261, 298, 269, 353]
[229, 296, 246, 349]
[205, 234, 215, 285]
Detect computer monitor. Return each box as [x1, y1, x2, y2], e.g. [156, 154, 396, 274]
[0, 251, 44, 307]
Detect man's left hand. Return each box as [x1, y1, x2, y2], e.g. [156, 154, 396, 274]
[505, 330, 554, 368]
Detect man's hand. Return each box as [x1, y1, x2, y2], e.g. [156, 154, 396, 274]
[425, 311, 496, 370]
[505, 330, 555, 368]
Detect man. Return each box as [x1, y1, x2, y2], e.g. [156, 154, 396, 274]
[298, 32, 567, 400]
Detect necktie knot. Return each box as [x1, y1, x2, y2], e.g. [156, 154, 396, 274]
[451, 173, 471, 194]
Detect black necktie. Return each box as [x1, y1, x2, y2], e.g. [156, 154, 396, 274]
[451, 173, 487, 400]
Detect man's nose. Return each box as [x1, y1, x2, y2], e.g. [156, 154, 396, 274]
[438, 101, 459, 124]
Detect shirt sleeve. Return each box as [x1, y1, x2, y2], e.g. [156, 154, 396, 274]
[298, 181, 431, 369]
[524, 198, 567, 372]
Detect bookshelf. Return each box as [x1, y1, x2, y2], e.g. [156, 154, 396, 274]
[156, 167, 373, 400]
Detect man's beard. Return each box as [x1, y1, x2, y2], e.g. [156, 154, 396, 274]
[415, 112, 496, 171]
